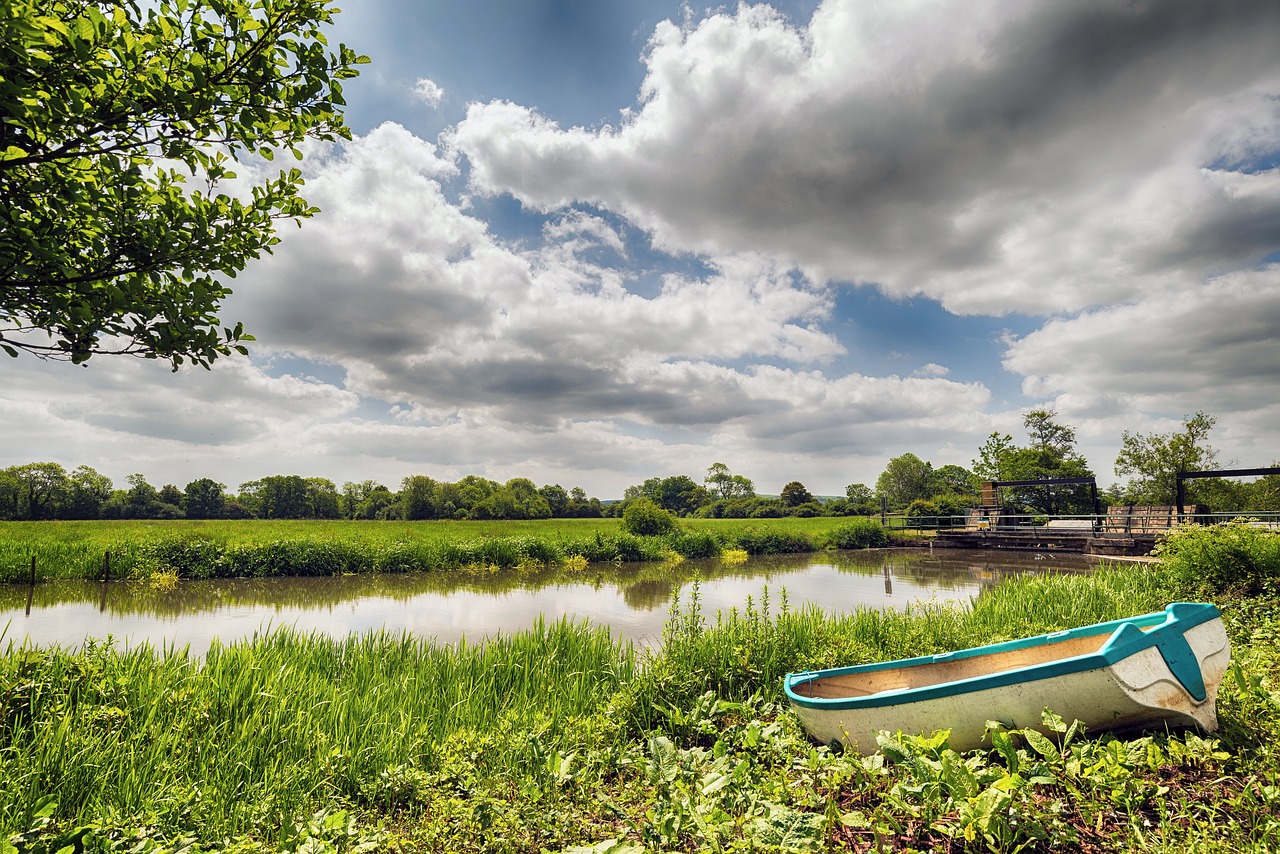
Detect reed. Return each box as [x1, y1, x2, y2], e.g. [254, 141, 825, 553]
[1, 560, 1214, 850]
[0, 619, 636, 836]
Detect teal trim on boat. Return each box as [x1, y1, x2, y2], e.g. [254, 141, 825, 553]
[785, 602, 1220, 711]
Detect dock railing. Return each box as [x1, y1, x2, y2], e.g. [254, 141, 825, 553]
[878, 510, 1280, 534]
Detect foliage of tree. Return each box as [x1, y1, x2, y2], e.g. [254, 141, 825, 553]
[538, 484, 569, 517]
[0, 0, 366, 366]
[933, 464, 977, 496]
[875, 453, 937, 510]
[780, 481, 814, 507]
[6, 462, 70, 519]
[1114, 412, 1221, 506]
[399, 475, 439, 521]
[704, 462, 754, 501]
[972, 432, 1017, 483]
[184, 478, 227, 519]
[234, 475, 340, 519]
[622, 497, 676, 536]
[971, 410, 1095, 515]
[65, 465, 113, 519]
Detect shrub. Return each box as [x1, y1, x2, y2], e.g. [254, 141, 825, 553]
[732, 528, 814, 555]
[824, 518, 889, 550]
[1154, 521, 1280, 596]
[905, 499, 940, 528]
[622, 498, 676, 536]
[665, 530, 721, 559]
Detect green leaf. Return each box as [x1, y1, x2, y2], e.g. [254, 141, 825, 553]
[1040, 708, 1069, 733]
[1022, 728, 1059, 760]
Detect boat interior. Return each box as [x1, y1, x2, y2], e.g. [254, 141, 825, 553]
[792, 629, 1121, 699]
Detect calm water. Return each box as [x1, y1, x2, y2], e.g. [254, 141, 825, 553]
[0, 549, 1094, 653]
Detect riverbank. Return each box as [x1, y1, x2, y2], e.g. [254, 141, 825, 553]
[0, 517, 893, 583]
[2, 522, 1277, 852]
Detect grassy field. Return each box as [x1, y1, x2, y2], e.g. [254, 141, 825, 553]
[2, 521, 1277, 852]
[0, 516, 881, 583]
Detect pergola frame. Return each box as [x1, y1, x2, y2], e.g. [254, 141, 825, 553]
[989, 476, 1101, 518]
[1175, 467, 1280, 516]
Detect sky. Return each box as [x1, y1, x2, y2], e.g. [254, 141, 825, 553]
[3, 0, 1279, 499]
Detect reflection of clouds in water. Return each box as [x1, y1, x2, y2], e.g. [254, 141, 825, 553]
[2, 550, 1090, 654]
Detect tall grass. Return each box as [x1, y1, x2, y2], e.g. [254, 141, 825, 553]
[0, 618, 635, 836]
[0, 517, 897, 583]
[2, 527, 1275, 853]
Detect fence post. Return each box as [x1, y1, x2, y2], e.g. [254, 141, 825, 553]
[25, 556, 36, 616]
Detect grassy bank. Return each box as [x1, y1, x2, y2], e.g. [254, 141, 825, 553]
[0, 517, 890, 583]
[2, 522, 1278, 852]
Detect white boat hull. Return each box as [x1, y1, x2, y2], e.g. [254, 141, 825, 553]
[785, 604, 1230, 754]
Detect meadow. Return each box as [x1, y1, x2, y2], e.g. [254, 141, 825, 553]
[0, 516, 885, 583]
[1, 521, 1277, 852]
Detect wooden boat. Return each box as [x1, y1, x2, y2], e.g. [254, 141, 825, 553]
[783, 602, 1230, 754]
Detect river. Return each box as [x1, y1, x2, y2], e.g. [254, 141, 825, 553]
[0, 548, 1095, 653]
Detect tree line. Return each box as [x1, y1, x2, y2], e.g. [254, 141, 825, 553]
[1, 410, 1275, 522]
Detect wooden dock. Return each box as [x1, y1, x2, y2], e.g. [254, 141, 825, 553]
[932, 528, 1159, 556]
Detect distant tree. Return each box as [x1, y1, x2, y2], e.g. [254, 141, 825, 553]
[184, 478, 227, 519]
[65, 465, 113, 519]
[1114, 412, 1220, 505]
[845, 483, 873, 504]
[240, 475, 309, 519]
[875, 453, 937, 510]
[4, 462, 69, 519]
[1024, 408, 1077, 457]
[780, 481, 815, 507]
[704, 462, 754, 500]
[503, 478, 552, 520]
[340, 480, 385, 519]
[124, 473, 175, 518]
[970, 411, 1095, 515]
[624, 477, 663, 502]
[933, 465, 977, 496]
[1251, 466, 1280, 511]
[539, 484, 570, 517]
[654, 475, 706, 516]
[400, 475, 439, 521]
[453, 476, 499, 516]
[359, 487, 398, 520]
[972, 432, 1016, 483]
[305, 478, 342, 519]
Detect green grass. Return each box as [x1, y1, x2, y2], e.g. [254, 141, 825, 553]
[0, 517, 895, 583]
[3, 524, 1277, 852]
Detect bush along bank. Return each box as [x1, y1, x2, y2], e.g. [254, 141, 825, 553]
[0, 518, 904, 583]
[6, 523, 1274, 851]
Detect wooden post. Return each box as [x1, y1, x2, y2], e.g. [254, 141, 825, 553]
[24, 556, 35, 616]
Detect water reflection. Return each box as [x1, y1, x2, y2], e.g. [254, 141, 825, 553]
[1, 549, 1092, 653]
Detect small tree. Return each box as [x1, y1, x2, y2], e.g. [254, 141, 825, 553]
[1115, 412, 1220, 506]
[780, 481, 815, 507]
[622, 498, 676, 536]
[184, 478, 227, 519]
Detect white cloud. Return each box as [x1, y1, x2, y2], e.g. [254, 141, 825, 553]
[412, 77, 445, 107]
[5, 1, 1278, 497]
[1002, 265, 1280, 475]
[452, 0, 1280, 316]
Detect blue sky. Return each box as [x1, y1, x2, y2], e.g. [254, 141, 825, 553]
[2, 0, 1278, 498]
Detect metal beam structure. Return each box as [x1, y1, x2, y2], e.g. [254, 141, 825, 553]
[988, 477, 1101, 518]
[1176, 467, 1280, 516]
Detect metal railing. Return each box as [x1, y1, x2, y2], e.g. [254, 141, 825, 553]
[878, 510, 1280, 534]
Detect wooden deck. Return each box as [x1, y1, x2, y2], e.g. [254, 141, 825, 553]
[932, 528, 1158, 556]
